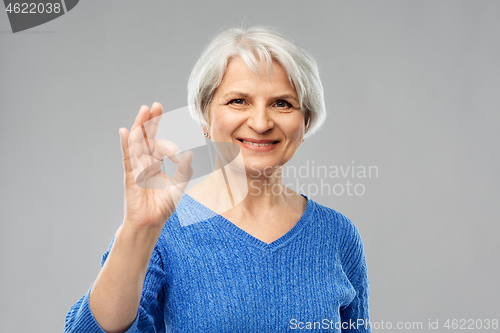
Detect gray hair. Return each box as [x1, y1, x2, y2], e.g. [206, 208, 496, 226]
[187, 25, 326, 138]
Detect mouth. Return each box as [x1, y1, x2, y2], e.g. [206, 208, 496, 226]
[237, 137, 280, 146]
[237, 138, 280, 150]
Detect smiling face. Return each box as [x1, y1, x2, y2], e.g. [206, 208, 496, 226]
[204, 56, 307, 177]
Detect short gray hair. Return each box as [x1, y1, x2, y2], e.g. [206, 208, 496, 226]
[187, 25, 326, 138]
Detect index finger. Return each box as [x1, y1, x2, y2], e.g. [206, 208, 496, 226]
[130, 105, 151, 133]
[143, 102, 163, 142]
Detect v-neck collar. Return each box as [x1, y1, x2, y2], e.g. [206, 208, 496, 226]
[178, 192, 315, 252]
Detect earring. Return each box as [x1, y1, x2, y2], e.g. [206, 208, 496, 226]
[203, 133, 208, 137]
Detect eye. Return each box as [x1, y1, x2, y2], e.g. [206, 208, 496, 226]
[275, 100, 293, 109]
[228, 98, 246, 105]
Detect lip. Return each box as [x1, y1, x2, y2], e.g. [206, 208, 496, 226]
[237, 138, 280, 152]
[237, 138, 279, 144]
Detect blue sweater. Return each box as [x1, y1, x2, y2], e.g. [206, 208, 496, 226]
[64, 194, 370, 332]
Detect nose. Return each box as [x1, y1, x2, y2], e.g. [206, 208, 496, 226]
[246, 105, 274, 134]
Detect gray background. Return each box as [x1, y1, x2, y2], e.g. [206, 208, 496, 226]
[1, 1, 499, 332]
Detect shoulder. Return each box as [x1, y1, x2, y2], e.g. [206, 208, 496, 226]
[309, 198, 361, 240]
[160, 193, 218, 233]
[157, 193, 220, 252]
[308, 198, 365, 265]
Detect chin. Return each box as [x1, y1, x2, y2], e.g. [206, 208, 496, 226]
[243, 160, 283, 175]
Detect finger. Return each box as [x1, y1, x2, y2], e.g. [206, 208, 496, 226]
[129, 119, 156, 166]
[119, 128, 135, 183]
[129, 124, 146, 147]
[131, 153, 149, 182]
[135, 160, 165, 189]
[144, 114, 162, 142]
[129, 124, 148, 157]
[128, 126, 151, 183]
[150, 102, 163, 119]
[131, 105, 151, 133]
[143, 102, 163, 142]
[151, 139, 181, 163]
[170, 150, 194, 188]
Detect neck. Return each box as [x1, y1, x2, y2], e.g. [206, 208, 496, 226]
[186, 154, 296, 215]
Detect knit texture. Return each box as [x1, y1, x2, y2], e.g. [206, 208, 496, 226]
[64, 194, 370, 332]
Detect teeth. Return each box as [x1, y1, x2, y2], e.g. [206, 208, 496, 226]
[241, 140, 274, 147]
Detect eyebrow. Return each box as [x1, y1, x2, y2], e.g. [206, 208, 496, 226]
[221, 91, 299, 103]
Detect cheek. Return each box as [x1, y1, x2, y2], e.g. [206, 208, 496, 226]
[284, 116, 306, 139]
[210, 110, 243, 137]
[211, 113, 231, 130]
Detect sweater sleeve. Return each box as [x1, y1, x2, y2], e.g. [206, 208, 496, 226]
[339, 218, 371, 333]
[64, 233, 168, 333]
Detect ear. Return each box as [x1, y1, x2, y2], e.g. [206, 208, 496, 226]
[202, 109, 212, 132]
[304, 112, 310, 132]
[201, 124, 212, 139]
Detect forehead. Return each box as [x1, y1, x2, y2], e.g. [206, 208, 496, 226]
[217, 56, 297, 95]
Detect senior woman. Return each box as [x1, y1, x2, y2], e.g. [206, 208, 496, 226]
[65, 26, 370, 333]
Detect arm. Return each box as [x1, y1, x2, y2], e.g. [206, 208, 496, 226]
[90, 224, 165, 332]
[64, 103, 193, 333]
[64, 229, 167, 333]
[339, 219, 371, 333]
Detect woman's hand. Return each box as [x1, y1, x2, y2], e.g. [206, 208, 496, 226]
[119, 102, 193, 231]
